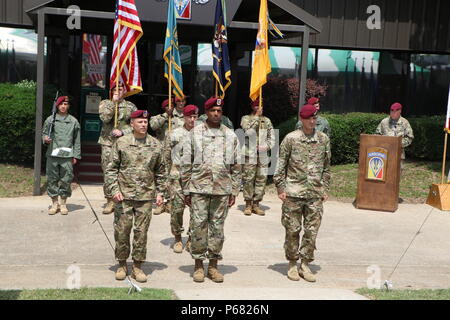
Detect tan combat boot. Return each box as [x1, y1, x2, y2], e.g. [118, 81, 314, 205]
[173, 234, 183, 253]
[287, 260, 300, 281]
[102, 198, 115, 214]
[59, 197, 69, 215]
[207, 259, 224, 283]
[165, 202, 172, 214]
[243, 200, 252, 216]
[153, 203, 164, 215]
[193, 259, 205, 283]
[115, 260, 128, 280]
[131, 260, 147, 283]
[185, 237, 191, 253]
[48, 197, 59, 215]
[252, 201, 265, 216]
[299, 260, 316, 282]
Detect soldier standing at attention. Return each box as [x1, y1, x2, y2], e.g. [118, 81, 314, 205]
[274, 104, 331, 282]
[240, 98, 275, 216]
[150, 98, 185, 215]
[198, 97, 234, 129]
[105, 110, 166, 283]
[163, 104, 199, 254]
[375, 102, 414, 165]
[43, 96, 81, 215]
[182, 97, 241, 283]
[98, 82, 137, 215]
[295, 97, 331, 137]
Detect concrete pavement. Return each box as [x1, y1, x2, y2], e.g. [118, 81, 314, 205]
[0, 184, 449, 300]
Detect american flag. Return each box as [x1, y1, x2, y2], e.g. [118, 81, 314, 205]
[110, 0, 143, 97]
[84, 34, 103, 85]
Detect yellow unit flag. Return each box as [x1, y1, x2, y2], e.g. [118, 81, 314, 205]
[249, 0, 271, 102]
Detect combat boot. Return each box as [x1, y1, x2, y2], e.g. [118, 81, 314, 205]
[102, 198, 115, 214]
[299, 260, 316, 282]
[243, 200, 252, 216]
[287, 260, 300, 281]
[115, 260, 128, 280]
[252, 201, 265, 216]
[185, 237, 191, 253]
[131, 260, 147, 283]
[48, 197, 59, 215]
[59, 197, 69, 215]
[165, 202, 172, 214]
[193, 259, 205, 283]
[153, 203, 164, 215]
[173, 234, 183, 253]
[207, 259, 224, 283]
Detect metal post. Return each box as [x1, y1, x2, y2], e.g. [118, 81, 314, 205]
[33, 9, 45, 195]
[298, 26, 310, 116]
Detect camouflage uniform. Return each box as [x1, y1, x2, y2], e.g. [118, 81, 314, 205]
[296, 115, 331, 137]
[375, 116, 414, 160]
[181, 123, 241, 260]
[42, 114, 81, 198]
[240, 114, 275, 201]
[149, 108, 185, 142]
[105, 134, 166, 262]
[98, 99, 137, 199]
[163, 126, 192, 236]
[273, 129, 331, 262]
[198, 114, 234, 129]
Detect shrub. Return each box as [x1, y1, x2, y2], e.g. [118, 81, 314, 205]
[276, 113, 447, 165]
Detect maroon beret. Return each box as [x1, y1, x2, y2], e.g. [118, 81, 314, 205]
[110, 82, 124, 90]
[308, 97, 320, 105]
[161, 98, 172, 108]
[175, 96, 185, 102]
[300, 104, 318, 119]
[390, 102, 402, 111]
[131, 110, 149, 119]
[251, 98, 261, 107]
[204, 97, 223, 110]
[56, 96, 69, 106]
[183, 104, 199, 116]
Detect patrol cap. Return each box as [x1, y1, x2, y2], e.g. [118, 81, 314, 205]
[183, 105, 199, 116]
[56, 96, 69, 106]
[300, 104, 318, 119]
[131, 110, 149, 119]
[308, 97, 320, 105]
[390, 102, 402, 111]
[251, 98, 261, 107]
[204, 97, 223, 111]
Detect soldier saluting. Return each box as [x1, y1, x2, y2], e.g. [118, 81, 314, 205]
[105, 110, 166, 283]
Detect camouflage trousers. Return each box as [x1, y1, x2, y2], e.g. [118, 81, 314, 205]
[242, 156, 269, 201]
[101, 145, 113, 198]
[189, 193, 229, 261]
[168, 178, 189, 236]
[281, 196, 323, 262]
[114, 200, 152, 262]
[46, 157, 73, 198]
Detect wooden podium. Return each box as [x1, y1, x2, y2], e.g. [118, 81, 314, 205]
[356, 134, 402, 212]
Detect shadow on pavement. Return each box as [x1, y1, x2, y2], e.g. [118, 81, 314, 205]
[66, 204, 85, 212]
[267, 263, 322, 276]
[108, 261, 168, 276]
[160, 236, 190, 248]
[236, 203, 271, 212]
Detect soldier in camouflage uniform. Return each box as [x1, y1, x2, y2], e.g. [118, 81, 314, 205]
[375, 102, 414, 163]
[42, 96, 81, 215]
[105, 110, 166, 283]
[181, 97, 241, 283]
[295, 97, 331, 137]
[98, 83, 137, 214]
[163, 104, 199, 254]
[274, 104, 331, 283]
[198, 98, 234, 130]
[150, 98, 185, 215]
[240, 98, 275, 216]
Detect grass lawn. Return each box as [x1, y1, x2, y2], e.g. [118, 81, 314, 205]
[0, 287, 176, 300]
[356, 288, 450, 300]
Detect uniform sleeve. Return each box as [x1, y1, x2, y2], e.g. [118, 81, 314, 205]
[231, 136, 242, 196]
[42, 116, 51, 143]
[149, 113, 168, 131]
[163, 132, 173, 175]
[402, 120, 414, 148]
[266, 118, 276, 150]
[323, 118, 331, 137]
[180, 131, 194, 195]
[99, 100, 115, 123]
[375, 120, 383, 135]
[154, 147, 167, 196]
[73, 120, 82, 159]
[240, 115, 260, 132]
[322, 137, 332, 195]
[273, 136, 292, 193]
[295, 121, 302, 130]
[105, 141, 121, 197]
[224, 116, 234, 129]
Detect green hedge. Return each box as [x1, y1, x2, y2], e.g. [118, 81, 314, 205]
[0, 82, 55, 164]
[277, 113, 447, 165]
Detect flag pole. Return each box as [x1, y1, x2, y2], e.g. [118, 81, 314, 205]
[215, 80, 219, 98]
[114, 23, 121, 129]
[168, 54, 173, 132]
[259, 87, 263, 130]
[442, 132, 448, 184]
